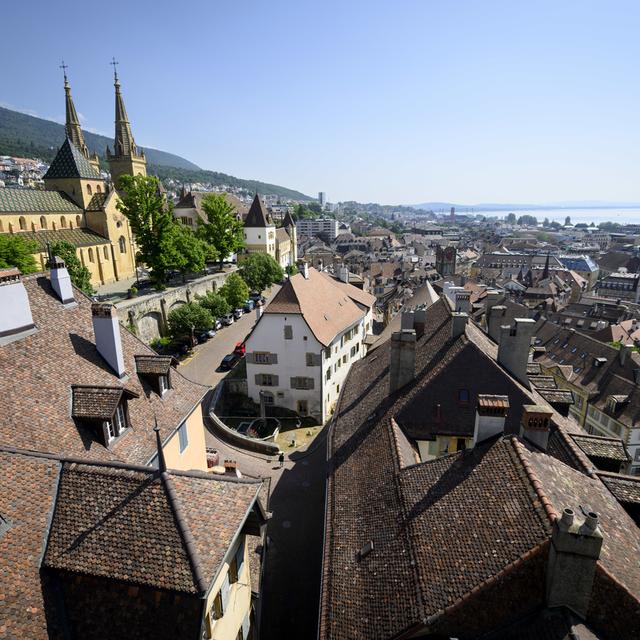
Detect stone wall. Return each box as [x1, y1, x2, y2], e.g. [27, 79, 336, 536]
[116, 270, 233, 343]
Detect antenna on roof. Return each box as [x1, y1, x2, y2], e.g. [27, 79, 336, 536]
[153, 418, 167, 473]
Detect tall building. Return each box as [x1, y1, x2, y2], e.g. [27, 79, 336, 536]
[318, 191, 327, 208]
[0, 67, 139, 287]
[295, 217, 339, 241]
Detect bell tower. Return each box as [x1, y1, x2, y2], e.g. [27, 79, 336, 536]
[106, 59, 147, 187]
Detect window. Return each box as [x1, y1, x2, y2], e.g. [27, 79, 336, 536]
[119, 236, 127, 254]
[324, 347, 331, 359]
[326, 367, 331, 381]
[40, 216, 47, 229]
[60, 216, 67, 228]
[87, 184, 92, 195]
[88, 248, 94, 262]
[159, 374, 169, 395]
[19, 216, 26, 230]
[306, 353, 320, 366]
[256, 373, 277, 386]
[290, 377, 314, 390]
[212, 591, 224, 620]
[262, 392, 275, 405]
[229, 555, 239, 584]
[76, 215, 82, 227]
[458, 389, 470, 405]
[96, 184, 102, 193]
[254, 352, 272, 364]
[284, 325, 293, 340]
[105, 402, 128, 442]
[178, 422, 188, 453]
[103, 246, 109, 259]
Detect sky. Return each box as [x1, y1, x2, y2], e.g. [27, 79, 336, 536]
[3, 0, 640, 205]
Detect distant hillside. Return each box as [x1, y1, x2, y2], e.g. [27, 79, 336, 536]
[0, 106, 312, 200]
[0, 106, 199, 169]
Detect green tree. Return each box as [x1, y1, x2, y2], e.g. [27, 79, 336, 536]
[168, 302, 213, 339]
[116, 175, 178, 285]
[219, 272, 250, 309]
[197, 193, 244, 267]
[543, 217, 550, 227]
[565, 216, 572, 226]
[286, 263, 299, 276]
[49, 240, 94, 295]
[0, 235, 38, 274]
[505, 212, 517, 224]
[239, 253, 284, 292]
[169, 224, 207, 281]
[197, 291, 231, 319]
[517, 214, 538, 226]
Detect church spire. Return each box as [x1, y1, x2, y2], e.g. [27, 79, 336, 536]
[61, 60, 88, 156]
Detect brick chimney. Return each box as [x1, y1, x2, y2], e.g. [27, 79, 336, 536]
[0, 268, 35, 340]
[451, 312, 468, 339]
[389, 329, 416, 394]
[546, 506, 603, 618]
[473, 395, 510, 445]
[92, 303, 126, 377]
[498, 318, 536, 385]
[49, 255, 75, 305]
[519, 404, 553, 450]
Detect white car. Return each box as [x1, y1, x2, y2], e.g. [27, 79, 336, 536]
[222, 313, 234, 326]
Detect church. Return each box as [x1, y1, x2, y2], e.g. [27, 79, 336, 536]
[0, 66, 144, 287]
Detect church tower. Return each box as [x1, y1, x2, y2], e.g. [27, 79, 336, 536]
[106, 60, 147, 186]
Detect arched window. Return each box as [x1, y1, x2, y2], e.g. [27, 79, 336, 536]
[40, 216, 47, 229]
[87, 184, 93, 195]
[96, 184, 102, 193]
[119, 236, 127, 254]
[76, 215, 82, 227]
[88, 248, 94, 263]
[19, 216, 26, 230]
[60, 216, 67, 228]
[103, 246, 109, 259]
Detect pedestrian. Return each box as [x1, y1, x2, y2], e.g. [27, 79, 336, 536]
[278, 451, 285, 468]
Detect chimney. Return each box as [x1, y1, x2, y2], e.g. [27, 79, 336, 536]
[473, 395, 509, 445]
[92, 303, 126, 377]
[619, 343, 632, 366]
[498, 318, 536, 385]
[49, 255, 75, 305]
[301, 261, 310, 279]
[451, 312, 468, 338]
[454, 290, 471, 313]
[414, 309, 426, 338]
[255, 305, 264, 321]
[0, 268, 35, 339]
[400, 311, 415, 331]
[487, 305, 507, 342]
[389, 329, 416, 394]
[339, 265, 350, 283]
[546, 506, 603, 618]
[519, 404, 553, 450]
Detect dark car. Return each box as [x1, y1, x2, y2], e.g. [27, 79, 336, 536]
[219, 353, 240, 371]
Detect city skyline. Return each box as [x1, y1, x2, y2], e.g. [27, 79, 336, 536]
[2, 0, 640, 205]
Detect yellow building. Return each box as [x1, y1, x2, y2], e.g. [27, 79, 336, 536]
[0, 69, 143, 287]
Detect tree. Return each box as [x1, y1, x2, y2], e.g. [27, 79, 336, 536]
[543, 217, 550, 227]
[169, 224, 207, 281]
[49, 241, 94, 295]
[197, 193, 244, 267]
[0, 235, 38, 274]
[168, 302, 213, 339]
[505, 213, 517, 224]
[565, 216, 572, 226]
[286, 263, 299, 276]
[517, 215, 538, 227]
[197, 291, 230, 319]
[116, 175, 178, 285]
[239, 253, 284, 292]
[219, 273, 249, 309]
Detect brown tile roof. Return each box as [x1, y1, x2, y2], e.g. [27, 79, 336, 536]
[275, 226, 290, 242]
[243, 194, 272, 228]
[134, 354, 173, 375]
[71, 385, 138, 421]
[0, 275, 208, 465]
[265, 268, 369, 346]
[598, 471, 640, 504]
[319, 270, 376, 309]
[570, 434, 630, 463]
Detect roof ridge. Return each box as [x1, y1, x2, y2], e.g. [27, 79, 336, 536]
[160, 471, 209, 594]
[510, 437, 558, 523]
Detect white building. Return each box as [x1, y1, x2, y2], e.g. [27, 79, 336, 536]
[245, 266, 375, 422]
[295, 217, 339, 242]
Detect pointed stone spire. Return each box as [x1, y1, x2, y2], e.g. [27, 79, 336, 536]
[111, 58, 138, 158]
[61, 61, 88, 157]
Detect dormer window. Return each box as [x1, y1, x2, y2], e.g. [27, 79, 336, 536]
[106, 403, 127, 441]
[135, 355, 174, 397]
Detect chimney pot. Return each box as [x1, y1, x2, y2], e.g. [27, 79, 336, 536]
[49, 256, 75, 305]
[92, 303, 126, 377]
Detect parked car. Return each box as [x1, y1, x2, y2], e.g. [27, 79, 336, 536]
[219, 353, 240, 371]
[249, 291, 262, 301]
[243, 299, 255, 313]
[197, 330, 211, 343]
[222, 313, 234, 326]
[233, 342, 246, 356]
[213, 319, 223, 331]
[233, 308, 243, 320]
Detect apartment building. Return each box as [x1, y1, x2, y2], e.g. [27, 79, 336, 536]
[295, 217, 339, 242]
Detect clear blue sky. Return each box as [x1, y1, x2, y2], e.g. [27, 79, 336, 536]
[3, 0, 640, 205]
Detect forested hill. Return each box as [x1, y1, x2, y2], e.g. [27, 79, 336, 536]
[0, 106, 199, 169]
[0, 106, 312, 200]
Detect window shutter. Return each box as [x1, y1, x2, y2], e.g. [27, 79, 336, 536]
[221, 573, 230, 611]
[272, 374, 279, 386]
[268, 353, 278, 364]
[284, 325, 293, 339]
[255, 374, 262, 385]
[246, 352, 255, 364]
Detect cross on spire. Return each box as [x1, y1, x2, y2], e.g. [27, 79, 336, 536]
[59, 59, 68, 83]
[110, 57, 119, 82]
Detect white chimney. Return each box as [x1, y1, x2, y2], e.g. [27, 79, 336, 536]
[92, 303, 126, 377]
[49, 256, 75, 305]
[301, 262, 310, 279]
[339, 265, 350, 283]
[255, 305, 264, 321]
[0, 268, 35, 340]
[497, 318, 536, 385]
[473, 395, 509, 445]
[451, 312, 468, 338]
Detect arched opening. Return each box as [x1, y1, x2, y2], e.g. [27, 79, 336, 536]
[76, 215, 82, 227]
[119, 236, 127, 254]
[19, 216, 27, 231]
[60, 216, 67, 228]
[40, 216, 47, 229]
[87, 184, 93, 195]
[96, 184, 102, 193]
[88, 248, 94, 263]
[103, 246, 109, 260]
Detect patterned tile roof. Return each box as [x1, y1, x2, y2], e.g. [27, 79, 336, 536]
[244, 194, 272, 228]
[71, 385, 138, 421]
[0, 187, 81, 213]
[18, 227, 109, 251]
[43, 138, 101, 180]
[135, 354, 173, 375]
[571, 434, 630, 463]
[598, 472, 640, 504]
[0, 275, 209, 465]
[86, 191, 109, 211]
